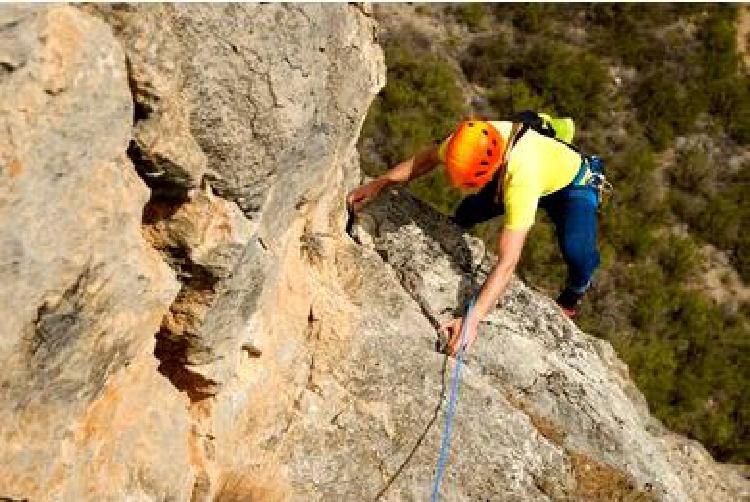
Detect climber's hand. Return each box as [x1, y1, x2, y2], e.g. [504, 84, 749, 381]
[441, 316, 479, 357]
[346, 178, 389, 212]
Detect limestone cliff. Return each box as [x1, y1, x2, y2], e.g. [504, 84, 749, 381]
[0, 4, 747, 502]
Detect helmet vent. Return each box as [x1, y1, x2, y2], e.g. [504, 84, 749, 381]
[468, 122, 475, 127]
[487, 149, 493, 156]
[480, 160, 489, 166]
[492, 139, 498, 146]
[476, 170, 488, 176]
[482, 129, 488, 136]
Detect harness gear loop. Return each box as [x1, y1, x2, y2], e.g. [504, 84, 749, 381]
[583, 155, 614, 206]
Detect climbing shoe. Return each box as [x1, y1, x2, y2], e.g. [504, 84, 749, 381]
[556, 287, 585, 318]
[559, 306, 578, 318]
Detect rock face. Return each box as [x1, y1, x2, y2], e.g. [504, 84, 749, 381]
[0, 4, 747, 502]
[0, 3, 383, 500]
[333, 190, 749, 501]
[0, 6, 192, 500]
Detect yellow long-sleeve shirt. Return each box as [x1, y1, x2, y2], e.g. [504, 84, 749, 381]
[438, 120, 582, 230]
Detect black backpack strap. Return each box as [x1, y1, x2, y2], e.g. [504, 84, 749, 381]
[555, 136, 582, 154]
[514, 110, 555, 138]
[509, 110, 582, 154]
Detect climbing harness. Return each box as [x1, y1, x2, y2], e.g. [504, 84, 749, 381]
[584, 155, 614, 207]
[430, 295, 476, 501]
[509, 111, 614, 206]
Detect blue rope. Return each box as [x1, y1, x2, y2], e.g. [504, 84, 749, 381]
[430, 295, 476, 501]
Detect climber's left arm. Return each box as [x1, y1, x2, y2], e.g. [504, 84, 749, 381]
[443, 227, 528, 356]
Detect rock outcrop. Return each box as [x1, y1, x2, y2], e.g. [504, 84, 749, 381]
[338, 190, 749, 501]
[0, 3, 384, 500]
[0, 6, 192, 500]
[0, 4, 747, 502]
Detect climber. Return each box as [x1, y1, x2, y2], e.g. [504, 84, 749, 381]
[347, 116, 603, 356]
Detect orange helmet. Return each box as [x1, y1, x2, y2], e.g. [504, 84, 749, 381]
[444, 120, 505, 191]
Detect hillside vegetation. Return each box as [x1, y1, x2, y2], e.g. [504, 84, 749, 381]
[358, 4, 750, 463]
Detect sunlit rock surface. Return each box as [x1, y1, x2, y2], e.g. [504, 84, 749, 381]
[0, 4, 746, 501]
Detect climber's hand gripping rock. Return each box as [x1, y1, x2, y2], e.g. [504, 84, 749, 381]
[441, 315, 479, 357]
[346, 178, 390, 212]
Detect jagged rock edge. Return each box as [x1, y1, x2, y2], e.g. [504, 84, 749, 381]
[121, 52, 220, 402]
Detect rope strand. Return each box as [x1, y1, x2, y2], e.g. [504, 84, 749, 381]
[430, 295, 476, 501]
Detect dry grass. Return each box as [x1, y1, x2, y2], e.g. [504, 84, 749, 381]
[505, 393, 657, 501]
[570, 453, 658, 502]
[213, 467, 291, 502]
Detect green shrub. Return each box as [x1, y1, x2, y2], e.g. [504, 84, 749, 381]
[587, 4, 703, 33]
[656, 234, 701, 282]
[461, 34, 512, 86]
[597, 142, 668, 263]
[463, 37, 608, 120]
[669, 189, 708, 230]
[360, 41, 467, 172]
[736, 232, 750, 283]
[414, 5, 431, 16]
[510, 4, 559, 34]
[589, 5, 654, 66]
[624, 335, 679, 408]
[602, 207, 658, 261]
[447, 3, 488, 31]
[706, 76, 750, 144]
[670, 147, 713, 195]
[587, 4, 705, 69]
[471, 217, 503, 250]
[633, 68, 704, 150]
[506, 42, 609, 119]
[670, 160, 749, 281]
[697, 6, 740, 80]
[407, 168, 464, 216]
[617, 282, 750, 462]
[605, 140, 657, 194]
[487, 80, 547, 116]
[694, 6, 750, 144]
[358, 34, 468, 214]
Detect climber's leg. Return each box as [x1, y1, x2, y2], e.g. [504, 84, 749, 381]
[541, 185, 600, 316]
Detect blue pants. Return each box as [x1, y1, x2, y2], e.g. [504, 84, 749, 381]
[453, 172, 600, 295]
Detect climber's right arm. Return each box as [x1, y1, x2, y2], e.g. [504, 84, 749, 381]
[346, 144, 440, 211]
[379, 144, 441, 185]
